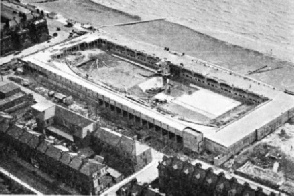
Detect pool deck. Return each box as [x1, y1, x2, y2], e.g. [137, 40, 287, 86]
[21, 32, 294, 150]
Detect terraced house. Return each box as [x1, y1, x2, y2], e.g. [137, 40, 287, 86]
[1, 0, 49, 56]
[157, 156, 276, 196]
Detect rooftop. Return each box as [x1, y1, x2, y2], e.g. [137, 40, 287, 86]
[37, 140, 49, 154]
[45, 145, 62, 161]
[207, 92, 294, 147]
[60, 151, 72, 165]
[27, 133, 40, 149]
[107, 167, 122, 179]
[6, 125, 24, 140]
[79, 160, 105, 176]
[0, 92, 25, 107]
[69, 156, 83, 170]
[31, 101, 55, 112]
[0, 82, 20, 95]
[18, 131, 33, 145]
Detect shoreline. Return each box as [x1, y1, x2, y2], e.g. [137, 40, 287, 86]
[23, 0, 294, 65]
[17, 0, 294, 91]
[89, 0, 294, 65]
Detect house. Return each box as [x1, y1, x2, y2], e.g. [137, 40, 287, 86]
[0, 83, 20, 99]
[32, 102, 96, 143]
[157, 156, 275, 196]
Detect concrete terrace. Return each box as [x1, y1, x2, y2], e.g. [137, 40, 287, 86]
[49, 32, 282, 99]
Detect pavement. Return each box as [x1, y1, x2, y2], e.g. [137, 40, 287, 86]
[101, 149, 163, 196]
[0, 0, 94, 66]
[0, 167, 43, 195]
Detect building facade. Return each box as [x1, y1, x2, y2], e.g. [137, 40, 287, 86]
[0, 82, 34, 113]
[0, 120, 118, 195]
[0, 0, 49, 56]
[157, 156, 276, 196]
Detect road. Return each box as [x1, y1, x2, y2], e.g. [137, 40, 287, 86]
[0, 153, 81, 195]
[102, 149, 285, 196]
[101, 150, 163, 196]
[0, 167, 43, 195]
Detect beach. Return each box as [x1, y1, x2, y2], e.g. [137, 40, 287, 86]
[91, 0, 294, 64]
[20, 0, 294, 91]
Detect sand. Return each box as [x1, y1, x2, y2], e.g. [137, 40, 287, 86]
[21, 0, 140, 27]
[91, 0, 294, 64]
[19, 0, 294, 91]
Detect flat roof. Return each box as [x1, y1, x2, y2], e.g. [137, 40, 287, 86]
[0, 92, 25, 106]
[22, 43, 190, 134]
[207, 92, 294, 147]
[0, 82, 20, 94]
[107, 167, 122, 178]
[135, 141, 150, 156]
[31, 101, 55, 112]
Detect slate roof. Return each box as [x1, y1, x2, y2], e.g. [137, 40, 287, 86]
[68, 156, 83, 170]
[0, 83, 20, 95]
[6, 125, 24, 140]
[27, 134, 40, 149]
[192, 163, 206, 183]
[79, 161, 105, 177]
[37, 140, 49, 154]
[60, 151, 72, 165]
[203, 168, 219, 186]
[0, 92, 25, 107]
[0, 124, 10, 134]
[171, 158, 184, 170]
[18, 131, 33, 145]
[45, 145, 62, 161]
[182, 162, 194, 175]
[228, 178, 244, 195]
[78, 147, 95, 158]
[215, 173, 231, 194]
[242, 184, 257, 196]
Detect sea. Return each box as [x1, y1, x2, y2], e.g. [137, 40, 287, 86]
[91, 0, 294, 62]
